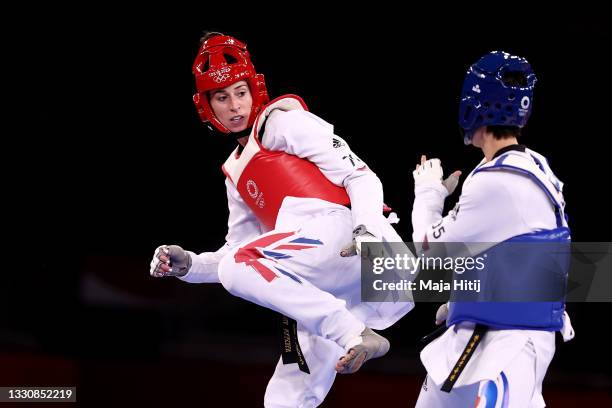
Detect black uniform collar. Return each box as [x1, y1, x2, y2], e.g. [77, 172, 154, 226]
[492, 144, 526, 160]
[233, 127, 253, 154]
[232, 126, 252, 141]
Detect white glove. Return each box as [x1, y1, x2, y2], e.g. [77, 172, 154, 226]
[340, 225, 381, 258]
[413, 155, 461, 196]
[150, 245, 192, 277]
[435, 303, 449, 325]
[560, 311, 575, 342]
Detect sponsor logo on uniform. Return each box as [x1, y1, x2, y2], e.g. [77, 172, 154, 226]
[472, 84, 481, 93]
[332, 137, 346, 148]
[518, 96, 530, 117]
[209, 66, 231, 83]
[246, 179, 265, 208]
[246, 180, 259, 198]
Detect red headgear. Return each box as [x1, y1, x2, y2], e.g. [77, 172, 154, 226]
[192, 35, 269, 133]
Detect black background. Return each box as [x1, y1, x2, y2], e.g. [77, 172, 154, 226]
[5, 7, 611, 407]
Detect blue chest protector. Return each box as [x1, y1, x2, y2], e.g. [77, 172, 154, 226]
[447, 150, 570, 331]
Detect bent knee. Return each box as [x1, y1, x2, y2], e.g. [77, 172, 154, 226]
[217, 251, 240, 293]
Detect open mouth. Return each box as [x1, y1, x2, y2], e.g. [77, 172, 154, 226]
[230, 115, 244, 124]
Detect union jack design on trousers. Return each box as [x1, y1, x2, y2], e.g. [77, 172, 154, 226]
[234, 232, 323, 283]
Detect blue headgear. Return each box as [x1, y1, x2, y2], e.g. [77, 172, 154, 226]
[459, 51, 537, 144]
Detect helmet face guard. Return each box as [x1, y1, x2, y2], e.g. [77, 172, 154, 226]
[192, 35, 269, 133]
[459, 51, 537, 144]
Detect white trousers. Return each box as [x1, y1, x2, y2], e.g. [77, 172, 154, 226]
[416, 335, 553, 408]
[217, 199, 412, 407]
[217, 203, 367, 348]
[264, 324, 344, 408]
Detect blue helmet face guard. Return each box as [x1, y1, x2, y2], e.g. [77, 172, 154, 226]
[459, 51, 537, 145]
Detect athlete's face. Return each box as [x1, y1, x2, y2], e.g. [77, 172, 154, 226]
[209, 81, 253, 133]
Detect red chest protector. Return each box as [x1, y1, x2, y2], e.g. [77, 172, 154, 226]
[222, 95, 350, 230]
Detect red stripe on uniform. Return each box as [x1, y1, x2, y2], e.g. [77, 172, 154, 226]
[234, 247, 278, 282]
[234, 231, 296, 282]
[248, 259, 279, 282]
[243, 231, 296, 249]
[272, 244, 316, 251]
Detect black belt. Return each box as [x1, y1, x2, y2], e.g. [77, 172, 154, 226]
[280, 315, 310, 374]
[441, 323, 487, 392]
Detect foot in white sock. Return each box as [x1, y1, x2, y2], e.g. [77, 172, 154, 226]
[335, 328, 390, 374]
